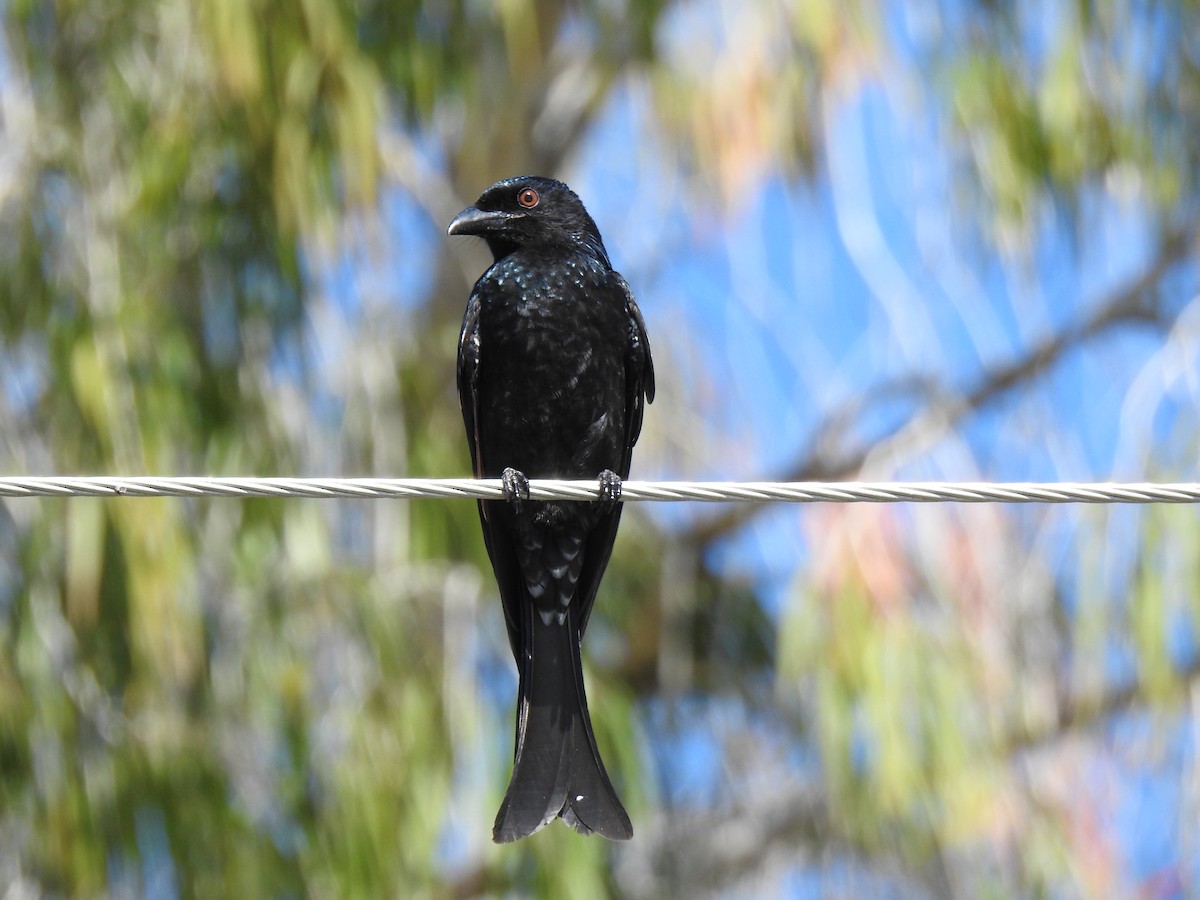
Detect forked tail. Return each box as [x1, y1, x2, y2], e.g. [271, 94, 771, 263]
[492, 607, 632, 843]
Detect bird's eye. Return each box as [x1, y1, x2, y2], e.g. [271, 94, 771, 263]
[517, 188, 540, 209]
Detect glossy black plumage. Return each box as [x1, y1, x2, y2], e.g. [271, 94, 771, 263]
[449, 176, 654, 842]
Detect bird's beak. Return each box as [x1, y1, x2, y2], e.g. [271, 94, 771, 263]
[447, 205, 520, 236]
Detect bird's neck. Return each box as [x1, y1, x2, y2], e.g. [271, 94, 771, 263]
[487, 237, 611, 270]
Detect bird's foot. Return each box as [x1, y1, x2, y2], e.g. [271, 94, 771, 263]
[598, 469, 623, 505]
[501, 467, 531, 511]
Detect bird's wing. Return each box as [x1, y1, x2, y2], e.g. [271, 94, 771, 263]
[615, 272, 655, 476]
[457, 291, 483, 478]
[569, 274, 655, 640]
[458, 287, 525, 654]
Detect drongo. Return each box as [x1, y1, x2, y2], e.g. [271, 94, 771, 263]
[449, 176, 654, 842]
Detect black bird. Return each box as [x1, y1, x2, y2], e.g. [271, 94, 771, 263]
[449, 176, 654, 842]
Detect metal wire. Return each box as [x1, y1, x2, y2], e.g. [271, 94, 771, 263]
[0, 476, 1197, 503]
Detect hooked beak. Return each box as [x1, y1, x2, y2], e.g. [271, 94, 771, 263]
[447, 205, 521, 236]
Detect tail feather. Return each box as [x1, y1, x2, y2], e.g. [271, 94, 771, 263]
[492, 608, 632, 843]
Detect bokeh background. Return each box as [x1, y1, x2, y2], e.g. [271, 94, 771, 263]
[1, 1, 1199, 896]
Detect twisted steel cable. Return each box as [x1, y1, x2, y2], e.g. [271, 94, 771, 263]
[0, 476, 1196, 504]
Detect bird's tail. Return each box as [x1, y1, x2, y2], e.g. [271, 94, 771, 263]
[492, 605, 632, 843]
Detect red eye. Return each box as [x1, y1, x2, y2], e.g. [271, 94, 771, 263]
[517, 188, 540, 209]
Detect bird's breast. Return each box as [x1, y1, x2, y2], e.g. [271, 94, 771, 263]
[474, 255, 627, 478]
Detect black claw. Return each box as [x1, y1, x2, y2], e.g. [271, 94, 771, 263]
[501, 467, 531, 509]
[598, 469, 622, 503]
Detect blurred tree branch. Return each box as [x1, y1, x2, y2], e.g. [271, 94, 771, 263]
[680, 225, 1196, 550]
[616, 782, 954, 900]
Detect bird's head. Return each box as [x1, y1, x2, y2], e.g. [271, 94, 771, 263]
[447, 176, 610, 266]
